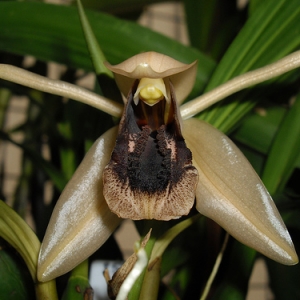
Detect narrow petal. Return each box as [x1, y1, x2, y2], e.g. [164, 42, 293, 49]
[183, 118, 298, 265]
[180, 51, 300, 119]
[0, 64, 123, 118]
[38, 127, 121, 282]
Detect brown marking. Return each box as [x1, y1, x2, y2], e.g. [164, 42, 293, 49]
[103, 80, 198, 220]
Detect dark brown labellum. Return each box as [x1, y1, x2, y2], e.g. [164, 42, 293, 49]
[103, 79, 198, 220]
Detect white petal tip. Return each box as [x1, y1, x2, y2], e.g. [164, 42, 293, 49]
[37, 254, 68, 282]
[37, 265, 54, 282]
[279, 250, 298, 265]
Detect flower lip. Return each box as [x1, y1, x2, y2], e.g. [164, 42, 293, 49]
[104, 51, 198, 104]
[103, 80, 198, 220]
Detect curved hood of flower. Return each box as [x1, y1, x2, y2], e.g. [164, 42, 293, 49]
[105, 51, 197, 104]
[183, 118, 298, 265]
[37, 127, 121, 282]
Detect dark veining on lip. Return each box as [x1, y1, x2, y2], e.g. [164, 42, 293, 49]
[103, 79, 198, 220]
[109, 80, 193, 193]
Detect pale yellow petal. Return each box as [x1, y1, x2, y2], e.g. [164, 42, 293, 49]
[38, 127, 121, 282]
[0, 64, 123, 118]
[183, 118, 298, 265]
[180, 50, 300, 119]
[105, 52, 197, 104]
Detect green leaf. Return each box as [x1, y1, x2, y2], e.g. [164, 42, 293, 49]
[232, 104, 286, 154]
[198, 0, 300, 132]
[0, 201, 58, 299]
[62, 260, 93, 300]
[160, 245, 189, 277]
[184, 0, 243, 60]
[0, 240, 35, 300]
[0, 1, 215, 98]
[150, 215, 200, 260]
[57, 121, 78, 181]
[0, 201, 41, 280]
[211, 241, 257, 300]
[161, 266, 191, 300]
[206, 0, 300, 88]
[0, 130, 67, 191]
[262, 94, 300, 195]
[62, 276, 93, 300]
[184, 0, 220, 51]
[76, 0, 113, 78]
[249, 0, 264, 15]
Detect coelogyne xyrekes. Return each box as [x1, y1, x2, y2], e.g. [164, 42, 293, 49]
[37, 52, 298, 282]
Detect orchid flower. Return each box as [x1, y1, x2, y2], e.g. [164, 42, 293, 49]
[0, 51, 299, 284]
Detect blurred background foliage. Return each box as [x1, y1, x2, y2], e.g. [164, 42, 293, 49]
[0, 0, 300, 299]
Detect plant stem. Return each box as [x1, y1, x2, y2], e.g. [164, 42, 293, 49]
[200, 233, 229, 300]
[0, 201, 59, 300]
[128, 221, 162, 300]
[132, 215, 201, 300]
[138, 256, 162, 300]
[35, 280, 58, 300]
